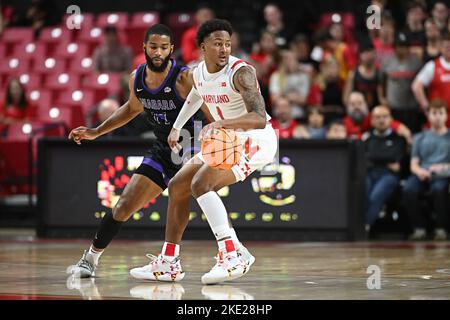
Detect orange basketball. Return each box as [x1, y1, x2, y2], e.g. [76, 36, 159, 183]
[201, 128, 242, 170]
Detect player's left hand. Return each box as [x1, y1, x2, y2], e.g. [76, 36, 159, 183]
[199, 121, 223, 141]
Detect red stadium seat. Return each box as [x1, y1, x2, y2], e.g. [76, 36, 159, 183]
[83, 73, 122, 100]
[131, 12, 160, 27]
[57, 89, 96, 115]
[27, 89, 53, 109]
[62, 12, 95, 30]
[32, 57, 66, 75]
[35, 105, 85, 130]
[11, 42, 47, 61]
[44, 73, 80, 101]
[165, 12, 195, 48]
[11, 73, 42, 90]
[126, 12, 160, 55]
[44, 73, 81, 90]
[1, 28, 34, 45]
[0, 57, 31, 85]
[54, 42, 89, 60]
[69, 56, 95, 76]
[38, 27, 73, 55]
[97, 12, 129, 29]
[77, 26, 128, 56]
[0, 43, 6, 58]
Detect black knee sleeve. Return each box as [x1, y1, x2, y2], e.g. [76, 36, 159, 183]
[92, 213, 123, 249]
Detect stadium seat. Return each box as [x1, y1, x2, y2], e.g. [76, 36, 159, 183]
[54, 42, 89, 60]
[32, 57, 66, 75]
[57, 89, 96, 115]
[44, 73, 81, 101]
[77, 26, 128, 56]
[35, 105, 84, 131]
[97, 12, 129, 29]
[83, 73, 122, 100]
[15, 73, 42, 90]
[11, 42, 47, 61]
[0, 58, 31, 85]
[69, 56, 95, 76]
[62, 12, 95, 30]
[38, 27, 73, 55]
[1, 28, 34, 45]
[27, 89, 53, 109]
[126, 12, 160, 55]
[165, 12, 195, 48]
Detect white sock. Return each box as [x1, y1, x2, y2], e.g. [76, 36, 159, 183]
[161, 241, 180, 262]
[197, 191, 233, 241]
[88, 245, 103, 265]
[229, 228, 242, 249]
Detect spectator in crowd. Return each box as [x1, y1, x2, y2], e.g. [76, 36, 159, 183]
[180, 4, 214, 65]
[13, 0, 57, 37]
[423, 18, 442, 63]
[93, 26, 133, 74]
[295, 107, 327, 139]
[343, 91, 412, 142]
[372, 14, 395, 68]
[269, 96, 303, 139]
[289, 33, 318, 75]
[250, 30, 279, 104]
[412, 34, 450, 128]
[0, 79, 35, 126]
[269, 50, 310, 119]
[364, 105, 407, 230]
[326, 119, 347, 139]
[403, 99, 450, 241]
[343, 41, 379, 110]
[379, 32, 422, 132]
[402, 1, 426, 58]
[317, 56, 345, 122]
[231, 32, 250, 62]
[262, 3, 291, 49]
[431, 1, 449, 33]
[321, 28, 357, 83]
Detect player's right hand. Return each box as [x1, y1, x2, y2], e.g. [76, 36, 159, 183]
[168, 128, 182, 153]
[68, 127, 99, 145]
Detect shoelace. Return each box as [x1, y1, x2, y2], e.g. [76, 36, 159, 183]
[76, 254, 94, 272]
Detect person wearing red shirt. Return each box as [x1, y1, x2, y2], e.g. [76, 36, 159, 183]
[412, 34, 450, 127]
[1, 79, 35, 123]
[343, 91, 412, 143]
[180, 4, 214, 65]
[269, 96, 302, 139]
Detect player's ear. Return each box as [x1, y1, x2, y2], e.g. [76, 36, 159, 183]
[142, 43, 146, 52]
[170, 44, 174, 55]
[200, 42, 206, 52]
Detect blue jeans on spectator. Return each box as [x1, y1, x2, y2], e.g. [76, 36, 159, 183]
[402, 175, 450, 229]
[366, 168, 399, 226]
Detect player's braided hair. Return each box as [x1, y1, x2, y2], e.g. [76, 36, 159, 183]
[196, 19, 233, 47]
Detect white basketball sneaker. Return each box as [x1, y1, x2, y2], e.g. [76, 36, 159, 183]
[237, 244, 255, 270]
[201, 250, 248, 285]
[66, 250, 97, 278]
[130, 254, 185, 282]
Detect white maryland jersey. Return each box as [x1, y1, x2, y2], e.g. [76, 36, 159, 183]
[193, 55, 271, 122]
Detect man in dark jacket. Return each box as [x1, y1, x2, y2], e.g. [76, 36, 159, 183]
[364, 105, 407, 231]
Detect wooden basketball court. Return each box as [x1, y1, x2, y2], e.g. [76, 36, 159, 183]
[1, 229, 449, 300]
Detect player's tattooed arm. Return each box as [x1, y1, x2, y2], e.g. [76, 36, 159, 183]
[218, 66, 267, 131]
[235, 66, 266, 120]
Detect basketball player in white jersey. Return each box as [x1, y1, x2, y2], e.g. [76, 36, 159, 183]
[130, 19, 278, 284]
